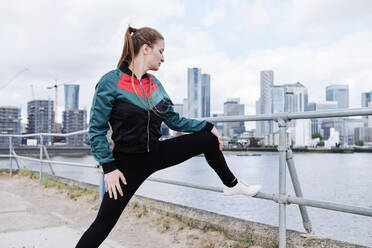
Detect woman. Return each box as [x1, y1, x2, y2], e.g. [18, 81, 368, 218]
[76, 26, 262, 247]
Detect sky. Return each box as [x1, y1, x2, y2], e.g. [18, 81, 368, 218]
[1, 0, 372, 125]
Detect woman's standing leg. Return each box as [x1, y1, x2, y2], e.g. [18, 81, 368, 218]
[75, 153, 153, 248]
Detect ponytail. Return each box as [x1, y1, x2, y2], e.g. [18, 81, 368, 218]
[117, 26, 137, 68]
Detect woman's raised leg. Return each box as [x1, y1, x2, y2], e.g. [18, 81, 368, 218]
[155, 131, 237, 187]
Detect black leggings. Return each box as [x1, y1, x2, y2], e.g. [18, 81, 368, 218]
[75, 131, 237, 247]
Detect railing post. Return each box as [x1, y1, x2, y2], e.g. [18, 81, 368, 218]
[99, 167, 105, 202]
[286, 148, 313, 233]
[43, 145, 55, 175]
[9, 136, 13, 176]
[278, 119, 288, 248]
[39, 135, 43, 183]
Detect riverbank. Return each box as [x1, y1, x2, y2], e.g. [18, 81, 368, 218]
[0, 169, 368, 248]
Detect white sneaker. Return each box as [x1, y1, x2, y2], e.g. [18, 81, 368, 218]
[223, 179, 262, 197]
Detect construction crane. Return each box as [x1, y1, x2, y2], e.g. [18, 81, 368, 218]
[0, 68, 29, 90]
[47, 80, 76, 135]
[30, 84, 35, 100]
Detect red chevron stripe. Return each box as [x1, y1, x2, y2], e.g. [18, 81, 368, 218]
[117, 73, 158, 97]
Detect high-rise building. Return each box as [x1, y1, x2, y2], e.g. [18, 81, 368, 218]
[270, 85, 285, 133]
[211, 112, 224, 133]
[64, 84, 80, 110]
[283, 82, 308, 112]
[255, 99, 262, 137]
[173, 103, 183, 117]
[62, 109, 87, 146]
[62, 84, 88, 145]
[281, 82, 310, 146]
[257, 71, 274, 137]
[326, 84, 349, 109]
[315, 102, 338, 140]
[362, 91, 372, 107]
[201, 73, 210, 117]
[306, 102, 318, 136]
[182, 98, 188, 118]
[27, 100, 54, 144]
[316, 102, 338, 110]
[343, 118, 365, 145]
[306, 101, 338, 136]
[223, 98, 245, 137]
[325, 84, 349, 144]
[255, 73, 311, 146]
[0, 106, 21, 146]
[354, 127, 372, 144]
[187, 68, 202, 118]
[319, 112, 364, 146]
[361, 91, 372, 121]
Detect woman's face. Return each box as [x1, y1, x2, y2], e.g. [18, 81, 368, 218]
[145, 39, 165, 71]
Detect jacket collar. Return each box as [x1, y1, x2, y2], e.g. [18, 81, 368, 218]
[119, 62, 149, 80]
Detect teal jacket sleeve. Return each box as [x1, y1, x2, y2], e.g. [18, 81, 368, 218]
[154, 77, 214, 132]
[88, 74, 117, 174]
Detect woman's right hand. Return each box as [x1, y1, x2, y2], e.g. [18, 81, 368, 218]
[211, 127, 223, 151]
[104, 169, 127, 200]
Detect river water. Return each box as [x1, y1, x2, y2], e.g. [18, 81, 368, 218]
[1, 152, 371, 247]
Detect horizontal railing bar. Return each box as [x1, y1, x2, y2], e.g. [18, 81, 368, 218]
[148, 177, 277, 202]
[1, 107, 372, 138]
[13, 154, 97, 169]
[147, 177, 372, 217]
[147, 177, 222, 192]
[148, 178, 276, 200]
[288, 108, 372, 120]
[287, 196, 372, 217]
[203, 107, 372, 123]
[0, 129, 88, 138]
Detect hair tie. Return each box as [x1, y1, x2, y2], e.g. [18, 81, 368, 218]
[131, 28, 137, 34]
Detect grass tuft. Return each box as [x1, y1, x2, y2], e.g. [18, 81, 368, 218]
[17, 169, 98, 202]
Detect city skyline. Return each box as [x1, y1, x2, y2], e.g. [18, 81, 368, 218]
[1, 68, 371, 146]
[2, 69, 372, 125]
[254, 69, 372, 146]
[1, 1, 372, 124]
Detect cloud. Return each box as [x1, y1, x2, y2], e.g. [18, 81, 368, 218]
[0, 0, 185, 122]
[1, 0, 371, 129]
[157, 28, 372, 121]
[201, 0, 270, 34]
[280, 0, 372, 38]
[202, 5, 225, 27]
[242, 0, 270, 34]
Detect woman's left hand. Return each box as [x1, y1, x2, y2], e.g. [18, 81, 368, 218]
[211, 127, 223, 151]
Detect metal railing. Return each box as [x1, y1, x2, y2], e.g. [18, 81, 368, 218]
[1, 107, 372, 248]
[1, 129, 99, 181]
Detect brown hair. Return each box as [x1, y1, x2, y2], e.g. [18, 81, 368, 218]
[117, 26, 166, 114]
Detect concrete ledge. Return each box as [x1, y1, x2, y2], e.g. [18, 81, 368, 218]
[131, 195, 367, 248]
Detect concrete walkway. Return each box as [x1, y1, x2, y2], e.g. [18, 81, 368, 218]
[0, 191, 123, 248]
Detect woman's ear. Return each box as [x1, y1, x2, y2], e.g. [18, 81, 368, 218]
[142, 44, 151, 55]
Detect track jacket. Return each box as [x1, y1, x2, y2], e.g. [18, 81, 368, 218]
[88, 62, 214, 174]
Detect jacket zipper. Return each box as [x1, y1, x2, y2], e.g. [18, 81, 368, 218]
[147, 111, 150, 152]
[139, 80, 150, 152]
